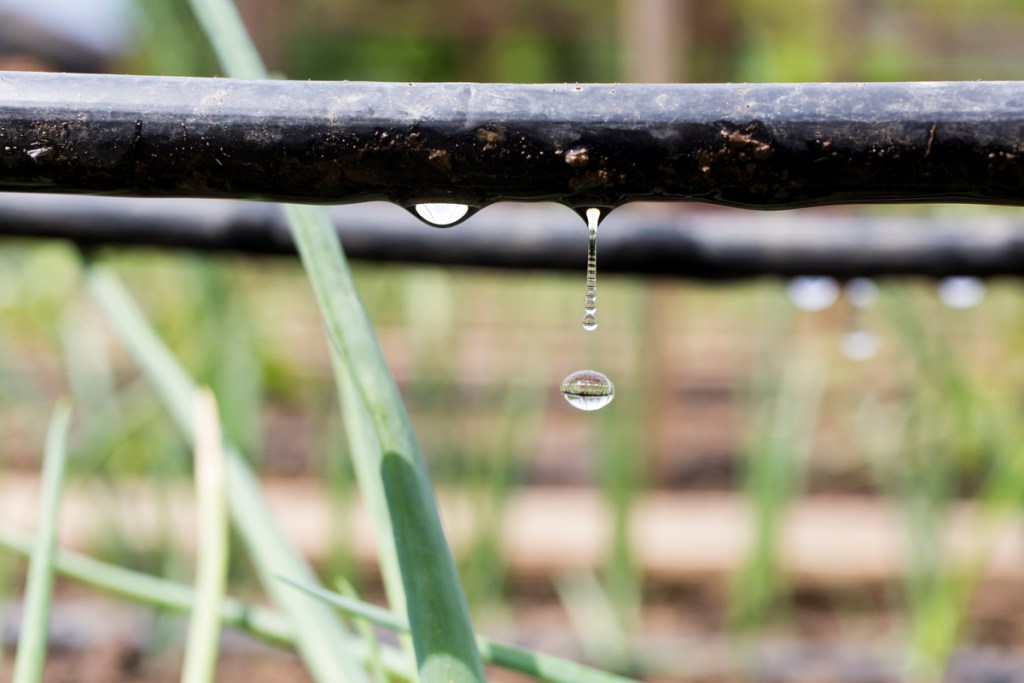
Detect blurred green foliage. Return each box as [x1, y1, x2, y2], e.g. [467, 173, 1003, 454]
[125, 0, 1024, 82]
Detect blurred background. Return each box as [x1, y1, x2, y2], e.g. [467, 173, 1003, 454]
[6, 1, 1024, 682]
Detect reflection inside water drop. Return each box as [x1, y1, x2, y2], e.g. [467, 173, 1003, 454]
[582, 312, 598, 331]
[938, 276, 986, 309]
[413, 203, 470, 227]
[787, 276, 839, 312]
[561, 369, 615, 411]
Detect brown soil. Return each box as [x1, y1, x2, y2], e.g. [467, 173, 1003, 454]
[0, 646, 312, 683]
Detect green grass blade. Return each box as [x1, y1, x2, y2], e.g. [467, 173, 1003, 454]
[280, 205, 482, 683]
[880, 285, 980, 678]
[86, 266, 368, 683]
[729, 351, 825, 634]
[0, 530, 415, 681]
[282, 576, 407, 631]
[553, 572, 630, 671]
[280, 577, 643, 683]
[336, 577, 390, 683]
[12, 401, 72, 683]
[185, 0, 266, 80]
[0, 528, 291, 648]
[180, 389, 229, 683]
[335, 363, 407, 615]
[177, 2, 487, 680]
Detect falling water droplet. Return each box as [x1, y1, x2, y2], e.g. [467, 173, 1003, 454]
[413, 203, 470, 227]
[937, 276, 986, 309]
[561, 369, 615, 411]
[563, 209, 612, 408]
[582, 207, 600, 330]
[787, 276, 839, 312]
[841, 278, 881, 360]
[841, 329, 881, 361]
[845, 277, 879, 309]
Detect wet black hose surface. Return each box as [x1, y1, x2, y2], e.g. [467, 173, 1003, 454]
[3, 72, 1024, 210]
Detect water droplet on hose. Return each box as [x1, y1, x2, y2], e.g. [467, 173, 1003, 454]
[787, 276, 839, 312]
[561, 369, 615, 411]
[938, 276, 985, 309]
[413, 203, 470, 227]
[582, 207, 600, 330]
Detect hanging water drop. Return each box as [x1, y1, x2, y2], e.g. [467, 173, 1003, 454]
[787, 276, 839, 312]
[560, 369, 615, 411]
[844, 277, 879, 309]
[413, 203, 470, 227]
[937, 276, 986, 309]
[582, 207, 600, 330]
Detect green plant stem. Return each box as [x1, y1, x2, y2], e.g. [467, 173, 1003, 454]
[0, 527, 636, 683]
[86, 266, 368, 683]
[880, 286, 983, 677]
[12, 402, 72, 683]
[280, 205, 484, 683]
[0, 529, 415, 680]
[177, 2, 486, 680]
[334, 361, 407, 615]
[186, 0, 266, 80]
[728, 334, 824, 645]
[336, 577, 390, 683]
[280, 577, 643, 683]
[181, 389, 229, 683]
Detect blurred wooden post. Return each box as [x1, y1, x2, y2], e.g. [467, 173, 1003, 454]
[619, 0, 688, 82]
[236, 0, 287, 71]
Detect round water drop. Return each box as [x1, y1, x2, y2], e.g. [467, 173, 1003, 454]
[841, 329, 881, 361]
[845, 277, 879, 309]
[937, 276, 986, 309]
[561, 369, 615, 411]
[413, 203, 470, 227]
[582, 312, 598, 331]
[787, 276, 839, 312]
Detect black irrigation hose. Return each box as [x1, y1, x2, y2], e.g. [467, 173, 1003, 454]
[2, 193, 1023, 279]
[3, 72, 1024, 211]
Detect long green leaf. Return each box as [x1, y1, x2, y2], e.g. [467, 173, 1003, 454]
[182, 2, 486, 682]
[181, 389, 229, 683]
[334, 360, 407, 615]
[86, 267, 368, 683]
[284, 204, 482, 683]
[336, 577, 390, 683]
[186, 0, 266, 80]
[12, 401, 72, 683]
[729, 353, 825, 633]
[0, 529, 415, 680]
[280, 577, 643, 683]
